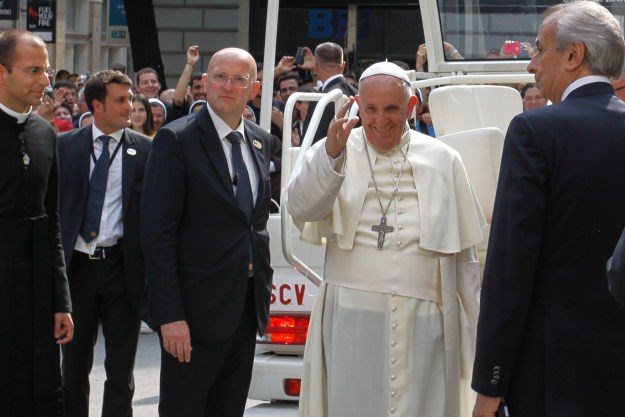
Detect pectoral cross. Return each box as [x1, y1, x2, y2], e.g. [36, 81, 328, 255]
[372, 216, 394, 250]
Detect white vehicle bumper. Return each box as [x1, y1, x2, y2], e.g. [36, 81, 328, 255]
[248, 352, 303, 402]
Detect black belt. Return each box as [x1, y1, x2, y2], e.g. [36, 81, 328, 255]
[74, 242, 122, 261]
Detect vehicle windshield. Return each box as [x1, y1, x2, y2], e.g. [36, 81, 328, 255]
[437, 0, 625, 62]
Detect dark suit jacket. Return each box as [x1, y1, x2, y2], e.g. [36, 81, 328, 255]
[303, 75, 358, 143]
[140, 106, 274, 341]
[57, 126, 151, 310]
[472, 82, 625, 417]
[607, 226, 625, 306]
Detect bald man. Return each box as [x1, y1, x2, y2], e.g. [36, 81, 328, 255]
[141, 47, 274, 417]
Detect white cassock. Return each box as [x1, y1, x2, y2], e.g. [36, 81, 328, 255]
[287, 126, 486, 417]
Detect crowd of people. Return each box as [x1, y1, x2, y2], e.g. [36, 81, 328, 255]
[3, 1, 625, 417]
[30, 37, 552, 157]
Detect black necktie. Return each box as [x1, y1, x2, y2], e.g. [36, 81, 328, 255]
[227, 131, 254, 221]
[80, 135, 111, 243]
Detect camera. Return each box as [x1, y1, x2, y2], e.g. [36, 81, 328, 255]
[502, 41, 522, 56]
[294, 47, 305, 66]
[44, 86, 54, 99]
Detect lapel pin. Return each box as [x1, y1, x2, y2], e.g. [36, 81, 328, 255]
[126, 148, 137, 156]
[252, 139, 262, 150]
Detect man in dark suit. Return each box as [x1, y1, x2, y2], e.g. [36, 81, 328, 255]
[303, 42, 357, 143]
[58, 70, 151, 417]
[141, 47, 274, 417]
[472, 3, 625, 417]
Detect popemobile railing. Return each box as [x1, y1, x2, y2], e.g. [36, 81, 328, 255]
[279, 89, 348, 286]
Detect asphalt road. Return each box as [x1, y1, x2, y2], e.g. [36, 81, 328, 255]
[88, 328, 297, 417]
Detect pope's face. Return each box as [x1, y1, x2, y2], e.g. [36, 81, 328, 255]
[356, 75, 417, 151]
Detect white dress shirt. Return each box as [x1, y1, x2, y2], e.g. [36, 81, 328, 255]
[561, 75, 611, 101]
[74, 124, 125, 254]
[207, 103, 259, 203]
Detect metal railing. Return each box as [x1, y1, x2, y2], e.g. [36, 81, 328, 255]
[279, 89, 348, 286]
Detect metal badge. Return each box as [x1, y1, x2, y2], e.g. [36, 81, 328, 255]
[252, 139, 262, 150]
[126, 148, 137, 156]
[22, 152, 30, 168]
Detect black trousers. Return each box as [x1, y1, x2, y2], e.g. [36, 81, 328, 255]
[158, 283, 258, 417]
[62, 249, 140, 417]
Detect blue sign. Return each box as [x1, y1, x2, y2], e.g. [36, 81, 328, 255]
[109, 0, 127, 26]
[308, 9, 370, 40]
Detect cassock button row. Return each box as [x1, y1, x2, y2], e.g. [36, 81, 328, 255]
[390, 374, 397, 381]
[391, 291, 397, 296]
[392, 306, 398, 312]
[490, 379, 499, 385]
[391, 341, 397, 347]
[398, 225, 404, 230]
[390, 407, 396, 414]
[391, 391, 397, 398]
[397, 209, 403, 215]
[391, 358, 397, 364]
[391, 322, 397, 329]
[396, 241, 402, 246]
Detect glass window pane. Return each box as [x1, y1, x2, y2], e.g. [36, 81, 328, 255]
[437, 0, 625, 61]
[66, 0, 76, 31]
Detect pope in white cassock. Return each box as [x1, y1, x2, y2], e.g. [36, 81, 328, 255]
[286, 62, 486, 417]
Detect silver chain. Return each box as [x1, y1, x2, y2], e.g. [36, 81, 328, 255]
[362, 132, 411, 219]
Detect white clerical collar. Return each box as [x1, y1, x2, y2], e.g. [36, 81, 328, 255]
[321, 74, 343, 92]
[206, 102, 245, 141]
[0, 101, 32, 124]
[561, 75, 611, 101]
[91, 123, 125, 143]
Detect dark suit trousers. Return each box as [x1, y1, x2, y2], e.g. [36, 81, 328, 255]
[62, 249, 140, 417]
[159, 282, 258, 417]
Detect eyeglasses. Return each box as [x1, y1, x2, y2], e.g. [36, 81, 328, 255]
[1, 63, 55, 77]
[280, 86, 298, 94]
[209, 72, 251, 88]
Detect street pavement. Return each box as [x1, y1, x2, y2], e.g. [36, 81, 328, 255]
[88, 328, 297, 417]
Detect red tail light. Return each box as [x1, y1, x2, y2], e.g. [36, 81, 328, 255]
[259, 314, 309, 345]
[284, 378, 301, 397]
